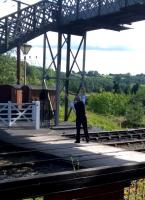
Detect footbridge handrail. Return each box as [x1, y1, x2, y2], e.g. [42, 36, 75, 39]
[0, 0, 59, 54]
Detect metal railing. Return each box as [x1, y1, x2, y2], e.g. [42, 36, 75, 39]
[60, 0, 145, 23]
[1, 0, 145, 53]
[0, 0, 59, 53]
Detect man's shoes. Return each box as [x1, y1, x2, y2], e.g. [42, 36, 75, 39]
[86, 139, 89, 143]
[75, 140, 80, 143]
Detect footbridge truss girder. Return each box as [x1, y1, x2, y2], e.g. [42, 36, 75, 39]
[0, 0, 145, 53]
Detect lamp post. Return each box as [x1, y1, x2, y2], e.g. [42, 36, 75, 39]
[20, 43, 32, 85]
[11, 0, 29, 85]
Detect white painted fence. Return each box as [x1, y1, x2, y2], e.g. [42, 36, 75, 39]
[0, 101, 40, 129]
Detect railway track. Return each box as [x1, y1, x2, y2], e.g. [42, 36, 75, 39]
[62, 128, 145, 152]
[0, 140, 72, 182]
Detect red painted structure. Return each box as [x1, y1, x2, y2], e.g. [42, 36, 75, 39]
[0, 84, 55, 107]
[0, 85, 56, 126]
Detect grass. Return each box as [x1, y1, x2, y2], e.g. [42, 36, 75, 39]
[59, 106, 124, 131]
[86, 111, 125, 131]
[124, 179, 145, 200]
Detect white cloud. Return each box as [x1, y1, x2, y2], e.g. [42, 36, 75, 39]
[87, 21, 145, 52]
[85, 50, 145, 75]
[84, 21, 145, 75]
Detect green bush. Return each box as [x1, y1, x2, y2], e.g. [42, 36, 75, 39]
[125, 102, 144, 127]
[88, 92, 129, 116]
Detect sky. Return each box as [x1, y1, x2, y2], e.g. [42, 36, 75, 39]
[1, 0, 145, 75]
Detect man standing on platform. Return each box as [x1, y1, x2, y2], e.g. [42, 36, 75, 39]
[74, 95, 89, 143]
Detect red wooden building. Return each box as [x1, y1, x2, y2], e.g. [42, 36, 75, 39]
[0, 84, 56, 126]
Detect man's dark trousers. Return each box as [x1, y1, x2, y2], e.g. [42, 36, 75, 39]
[76, 116, 89, 142]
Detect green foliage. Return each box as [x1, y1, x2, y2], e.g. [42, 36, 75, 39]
[0, 54, 57, 86]
[113, 75, 122, 93]
[27, 65, 43, 85]
[0, 54, 17, 84]
[132, 85, 145, 106]
[59, 106, 76, 122]
[0, 54, 145, 95]
[87, 92, 129, 116]
[123, 86, 145, 127]
[125, 102, 144, 127]
[131, 83, 140, 94]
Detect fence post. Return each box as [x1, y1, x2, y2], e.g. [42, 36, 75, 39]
[32, 101, 35, 122]
[33, 101, 40, 130]
[8, 101, 11, 127]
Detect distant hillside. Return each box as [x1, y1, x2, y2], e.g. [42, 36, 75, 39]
[1, 54, 145, 94]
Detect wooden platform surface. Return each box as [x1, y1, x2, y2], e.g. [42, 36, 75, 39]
[0, 127, 145, 170]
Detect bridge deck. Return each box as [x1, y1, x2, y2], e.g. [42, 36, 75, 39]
[1, 0, 145, 53]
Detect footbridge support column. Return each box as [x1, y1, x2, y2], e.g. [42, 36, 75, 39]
[42, 31, 87, 126]
[55, 32, 62, 126]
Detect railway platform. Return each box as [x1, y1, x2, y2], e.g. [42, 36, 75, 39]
[0, 126, 145, 199]
[0, 127, 145, 168]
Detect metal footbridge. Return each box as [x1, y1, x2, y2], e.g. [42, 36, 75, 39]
[1, 0, 145, 54]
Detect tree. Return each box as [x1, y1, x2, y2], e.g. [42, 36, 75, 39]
[132, 86, 145, 106]
[0, 54, 16, 84]
[113, 75, 122, 93]
[131, 83, 140, 94]
[87, 71, 99, 77]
